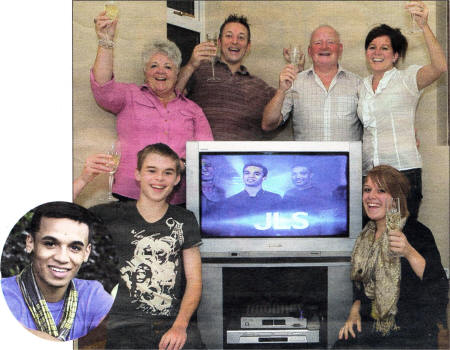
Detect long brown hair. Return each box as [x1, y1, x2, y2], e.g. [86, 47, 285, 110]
[365, 165, 410, 218]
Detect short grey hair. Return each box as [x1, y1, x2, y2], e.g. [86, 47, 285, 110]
[142, 39, 182, 72]
[309, 25, 341, 45]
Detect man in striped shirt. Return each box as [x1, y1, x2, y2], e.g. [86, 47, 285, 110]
[262, 25, 362, 142]
[176, 14, 276, 141]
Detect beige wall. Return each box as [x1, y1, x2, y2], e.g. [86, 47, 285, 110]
[73, 1, 167, 205]
[73, 1, 448, 268]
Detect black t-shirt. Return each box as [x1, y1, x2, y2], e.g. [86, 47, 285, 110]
[282, 186, 329, 211]
[90, 201, 202, 318]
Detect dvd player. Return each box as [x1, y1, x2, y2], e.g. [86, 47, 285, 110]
[241, 316, 307, 329]
[227, 329, 320, 344]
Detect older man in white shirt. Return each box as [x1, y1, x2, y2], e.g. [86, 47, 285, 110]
[262, 25, 362, 142]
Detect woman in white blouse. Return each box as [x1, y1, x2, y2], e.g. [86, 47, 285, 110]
[358, 1, 447, 219]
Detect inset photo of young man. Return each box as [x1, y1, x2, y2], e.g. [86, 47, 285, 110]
[0, 201, 114, 341]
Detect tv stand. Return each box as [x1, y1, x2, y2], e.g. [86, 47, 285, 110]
[197, 258, 353, 349]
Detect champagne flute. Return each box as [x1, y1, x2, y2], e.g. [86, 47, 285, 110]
[103, 1, 118, 42]
[206, 32, 221, 82]
[386, 197, 401, 257]
[105, 1, 119, 20]
[386, 197, 401, 231]
[286, 44, 303, 96]
[405, 1, 422, 34]
[105, 142, 121, 201]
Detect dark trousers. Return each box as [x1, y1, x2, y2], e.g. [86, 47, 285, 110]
[105, 318, 205, 349]
[333, 319, 437, 349]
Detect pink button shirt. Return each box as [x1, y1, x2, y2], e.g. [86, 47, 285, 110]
[90, 70, 213, 203]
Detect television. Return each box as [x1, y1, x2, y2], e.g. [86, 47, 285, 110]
[186, 141, 362, 258]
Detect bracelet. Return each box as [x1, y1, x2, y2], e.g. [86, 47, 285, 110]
[98, 38, 114, 49]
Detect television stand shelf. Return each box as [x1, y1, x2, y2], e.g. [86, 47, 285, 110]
[197, 259, 353, 350]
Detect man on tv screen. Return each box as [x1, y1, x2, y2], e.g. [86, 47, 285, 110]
[201, 159, 225, 214]
[217, 162, 282, 236]
[283, 165, 329, 210]
[283, 164, 346, 236]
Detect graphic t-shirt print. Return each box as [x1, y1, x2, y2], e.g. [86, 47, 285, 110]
[120, 217, 185, 315]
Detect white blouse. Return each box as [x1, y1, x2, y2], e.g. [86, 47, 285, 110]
[357, 65, 423, 175]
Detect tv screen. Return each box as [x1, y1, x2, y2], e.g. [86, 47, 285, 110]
[186, 141, 362, 258]
[200, 152, 349, 238]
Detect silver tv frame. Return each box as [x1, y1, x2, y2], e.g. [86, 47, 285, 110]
[186, 141, 362, 258]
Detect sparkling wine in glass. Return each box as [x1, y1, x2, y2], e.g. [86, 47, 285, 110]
[105, 142, 121, 201]
[289, 45, 302, 67]
[105, 1, 119, 20]
[287, 44, 303, 96]
[386, 197, 401, 231]
[406, 1, 422, 34]
[206, 32, 221, 82]
[386, 197, 401, 257]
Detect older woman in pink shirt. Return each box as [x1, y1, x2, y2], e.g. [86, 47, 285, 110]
[90, 11, 213, 205]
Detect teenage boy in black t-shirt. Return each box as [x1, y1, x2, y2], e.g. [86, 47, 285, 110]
[74, 143, 204, 350]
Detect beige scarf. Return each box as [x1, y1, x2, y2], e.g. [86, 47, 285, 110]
[351, 218, 406, 336]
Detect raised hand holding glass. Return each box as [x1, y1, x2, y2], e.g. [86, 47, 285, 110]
[405, 1, 423, 34]
[206, 32, 221, 82]
[386, 197, 401, 257]
[286, 44, 303, 96]
[105, 142, 121, 201]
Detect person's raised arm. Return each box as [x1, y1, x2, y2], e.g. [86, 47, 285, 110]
[175, 42, 216, 94]
[262, 64, 297, 131]
[407, 1, 447, 90]
[73, 154, 113, 200]
[158, 246, 202, 350]
[92, 11, 118, 85]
